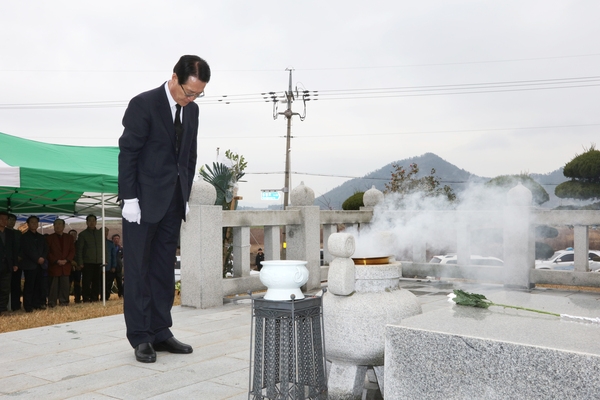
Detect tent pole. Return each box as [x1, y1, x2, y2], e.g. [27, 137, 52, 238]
[102, 193, 106, 307]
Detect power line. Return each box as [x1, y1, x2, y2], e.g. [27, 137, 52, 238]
[294, 53, 600, 70]
[2, 52, 600, 73]
[198, 123, 600, 140]
[11, 122, 600, 143]
[1, 75, 600, 109]
[204, 75, 600, 104]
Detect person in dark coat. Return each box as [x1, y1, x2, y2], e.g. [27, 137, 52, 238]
[68, 229, 82, 303]
[76, 215, 103, 302]
[0, 211, 18, 315]
[102, 228, 116, 301]
[19, 216, 48, 312]
[111, 233, 124, 298]
[7, 213, 22, 311]
[255, 248, 265, 271]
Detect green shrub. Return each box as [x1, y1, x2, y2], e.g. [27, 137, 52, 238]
[342, 192, 364, 210]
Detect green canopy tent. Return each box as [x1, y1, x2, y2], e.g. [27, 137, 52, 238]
[0, 131, 119, 216]
[0, 131, 120, 305]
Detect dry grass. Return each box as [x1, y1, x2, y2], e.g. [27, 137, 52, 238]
[0, 293, 181, 334]
[536, 284, 600, 293]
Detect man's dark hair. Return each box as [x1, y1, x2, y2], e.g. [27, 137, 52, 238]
[174, 55, 211, 84]
[53, 218, 65, 226]
[86, 214, 97, 222]
[112, 234, 120, 239]
[0, 211, 8, 218]
[8, 213, 16, 220]
[68, 229, 77, 235]
[26, 215, 39, 223]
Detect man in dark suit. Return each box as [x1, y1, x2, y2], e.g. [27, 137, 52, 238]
[19, 215, 48, 312]
[118, 55, 210, 363]
[7, 213, 21, 311]
[0, 211, 18, 315]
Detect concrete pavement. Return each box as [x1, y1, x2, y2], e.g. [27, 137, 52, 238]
[0, 301, 254, 399]
[1, 280, 598, 399]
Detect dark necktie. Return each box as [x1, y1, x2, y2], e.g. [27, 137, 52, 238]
[174, 104, 183, 154]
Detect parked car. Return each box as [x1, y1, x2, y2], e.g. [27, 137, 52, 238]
[429, 254, 504, 266]
[535, 248, 600, 271]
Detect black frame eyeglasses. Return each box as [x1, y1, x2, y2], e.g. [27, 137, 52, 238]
[180, 84, 205, 99]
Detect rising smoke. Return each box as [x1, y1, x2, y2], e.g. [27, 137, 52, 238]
[347, 183, 517, 263]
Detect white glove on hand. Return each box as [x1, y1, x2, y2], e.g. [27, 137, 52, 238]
[122, 198, 141, 224]
[186, 201, 190, 217]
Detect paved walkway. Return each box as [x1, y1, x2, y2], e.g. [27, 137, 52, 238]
[1, 280, 598, 399]
[0, 301, 254, 399]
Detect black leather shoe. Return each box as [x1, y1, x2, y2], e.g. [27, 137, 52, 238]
[154, 337, 193, 354]
[134, 343, 156, 363]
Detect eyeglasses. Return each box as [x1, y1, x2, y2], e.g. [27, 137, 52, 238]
[180, 84, 205, 99]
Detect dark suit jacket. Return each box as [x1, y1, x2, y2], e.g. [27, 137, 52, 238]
[0, 228, 17, 272]
[118, 83, 199, 224]
[19, 231, 48, 271]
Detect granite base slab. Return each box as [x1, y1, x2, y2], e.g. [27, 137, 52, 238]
[385, 290, 600, 399]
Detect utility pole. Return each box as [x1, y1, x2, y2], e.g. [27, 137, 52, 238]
[266, 68, 310, 208]
[282, 69, 294, 208]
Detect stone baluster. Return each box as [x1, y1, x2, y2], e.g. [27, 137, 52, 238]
[180, 180, 223, 308]
[503, 183, 534, 289]
[286, 182, 321, 291]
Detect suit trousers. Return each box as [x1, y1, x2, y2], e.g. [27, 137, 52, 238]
[82, 263, 101, 302]
[11, 268, 22, 310]
[48, 275, 70, 306]
[123, 181, 184, 348]
[70, 269, 82, 302]
[0, 265, 10, 312]
[23, 266, 43, 311]
[115, 269, 123, 297]
[104, 270, 115, 300]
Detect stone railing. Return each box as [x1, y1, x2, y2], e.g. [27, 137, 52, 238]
[180, 181, 600, 308]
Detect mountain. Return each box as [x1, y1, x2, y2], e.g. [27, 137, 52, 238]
[314, 153, 568, 210]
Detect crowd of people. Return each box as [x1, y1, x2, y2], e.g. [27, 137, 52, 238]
[0, 212, 124, 315]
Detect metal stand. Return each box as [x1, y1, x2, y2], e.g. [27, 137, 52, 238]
[249, 294, 327, 400]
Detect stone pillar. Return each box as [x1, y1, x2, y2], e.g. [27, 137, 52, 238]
[322, 224, 338, 265]
[264, 225, 281, 261]
[362, 185, 384, 208]
[233, 226, 250, 276]
[327, 233, 355, 295]
[360, 186, 384, 233]
[503, 183, 534, 289]
[180, 180, 223, 308]
[286, 182, 321, 291]
[574, 225, 590, 272]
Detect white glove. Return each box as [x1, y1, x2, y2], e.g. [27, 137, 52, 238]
[186, 201, 190, 217]
[123, 198, 141, 224]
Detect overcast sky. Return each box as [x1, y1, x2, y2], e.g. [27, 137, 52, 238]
[1, 1, 599, 207]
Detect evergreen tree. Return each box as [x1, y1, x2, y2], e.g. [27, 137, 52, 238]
[485, 174, 549, 205]
[555, 145, 600, 200]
